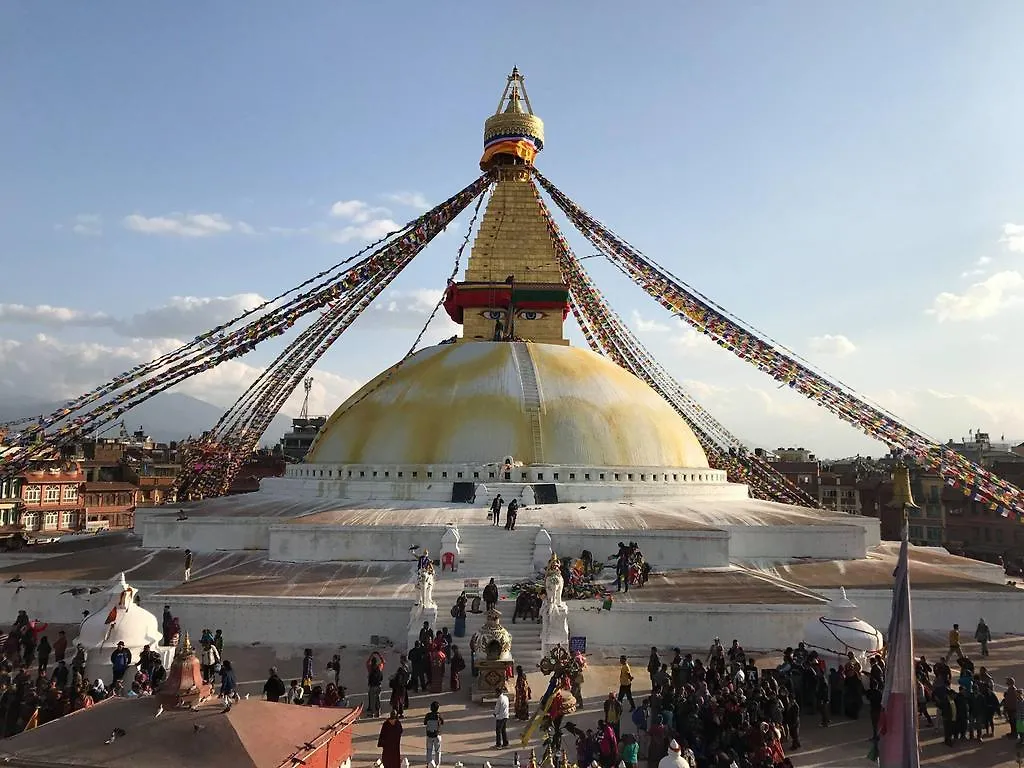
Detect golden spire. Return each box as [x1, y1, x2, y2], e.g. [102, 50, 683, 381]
[446, 70, 569, 345]
[481, 67, 545, 172]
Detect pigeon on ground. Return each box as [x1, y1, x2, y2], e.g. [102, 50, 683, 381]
[14, 586, 24, 594]
[6, 576, 21, 583]
[60, 587, 88, 596]
[244, 693, 250, 700]
[193, 724, 205, 734]
[154, 705, 163, 718]
[408, 545, 420, 552]
[104, 728, 126, 744]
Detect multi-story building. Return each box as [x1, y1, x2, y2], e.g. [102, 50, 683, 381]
[0, 474, 26, 545]
[18, 465, 85, 533]
[122, 443, 180, 506]
[774, 447, 817, 463]
[946, 431, 1024, 468]
[817, 470, 861, 514]
[905, 470, 946, 547]
[280, 416, 327, 462]
[81, 481, 138, 530]
[944, 460, 1024, 568]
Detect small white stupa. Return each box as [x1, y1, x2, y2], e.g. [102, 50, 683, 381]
[803, 586, 883, 663]
[74, 572, 163, 682]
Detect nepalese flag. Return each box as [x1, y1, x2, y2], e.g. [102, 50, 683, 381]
[877, 533, 921, 768]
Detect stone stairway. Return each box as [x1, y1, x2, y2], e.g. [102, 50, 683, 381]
[432, 523, 545, 669]
[512, 342, 546, 462]
[448, 523, 539, 579]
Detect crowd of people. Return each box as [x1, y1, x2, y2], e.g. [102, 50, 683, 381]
[0, 610, 170, 736]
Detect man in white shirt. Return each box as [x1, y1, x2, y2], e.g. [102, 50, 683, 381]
[658, 740, 694, 768]
[493, 686, 510, 748]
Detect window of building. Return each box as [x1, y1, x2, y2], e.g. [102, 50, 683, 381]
[584, 473, 591, 480]
[569, 474, 575, 480]
[473, 472, 479, 479]
[24, 486, 40, 502]
[908, 525, 923, 539]
[600, 473, 605, 480]
[441, 472, 448, 479]
[61, 511, 75, 528]
[44, 511, 58, 529]
[537, 474, 543, 481]
[63, 485, 77, 502]
[457, 472, 462, 479]
[23, 513, 37, 529]
[926, 527, 942, 542]
[43, 486, 59, 502]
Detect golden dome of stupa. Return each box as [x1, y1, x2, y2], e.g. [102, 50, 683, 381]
[306, 341, 710, 468]
[307, 70, 710, 471]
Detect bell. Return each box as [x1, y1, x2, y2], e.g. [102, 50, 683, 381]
[888, 463, 920, 510]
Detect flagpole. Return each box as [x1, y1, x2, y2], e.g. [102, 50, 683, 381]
[877, 461, 921, 767]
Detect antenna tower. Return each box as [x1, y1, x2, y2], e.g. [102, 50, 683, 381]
[299, 377, 314, 420]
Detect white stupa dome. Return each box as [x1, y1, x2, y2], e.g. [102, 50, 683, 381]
[75, 573, 162, 677]
[803, 587, 883, 661]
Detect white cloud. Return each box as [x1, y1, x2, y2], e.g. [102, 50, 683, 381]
[929, 270, 1024, 321]
[977, 256, 992, 266]
[383, 191, 430, 211]
[630, 310, 669, 333]
[123, 212, 237, 237]
[364, 289, 460, 342]
[0, 334, 360, 423]
[329, 200, 392, 224]
[808, 334, 857, 357]
[330, 219, 402, 244]
[0, 294, 268, 340]
[1001, 223, 1024, 253]
[71, 214, 102, 236]
[329, 198, 402, 244]
[0, 304, 112, 328]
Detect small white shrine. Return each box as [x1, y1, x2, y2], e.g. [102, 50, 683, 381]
[74, 572, 165, 682]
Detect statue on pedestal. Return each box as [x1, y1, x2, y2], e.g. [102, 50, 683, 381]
[417, 563, 437, 610]
[540, 553, 570, 653]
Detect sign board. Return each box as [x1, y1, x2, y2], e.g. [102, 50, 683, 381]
[569, 636, 587, 654]
[463, 579, 480, 590]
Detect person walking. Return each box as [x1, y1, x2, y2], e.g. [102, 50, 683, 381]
[483, 578, 499, 612]
[948, 623, 962, 659]
[183, 549, 193, 582]
[367, 654, 384, 718]
[975, 618, 992, 657]
[219, 659, 238, 706]
[494, 685, 510, 748]
[505, 498, 519, 530]
[378, 710, 404, 768]
[617, 655, 636, 711]
[490, 495, 504, 527]
[424, 700, 444, 766]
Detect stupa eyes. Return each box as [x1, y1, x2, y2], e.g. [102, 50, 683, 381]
[480, 310, 507, 321]
[517, 310, 546, 321]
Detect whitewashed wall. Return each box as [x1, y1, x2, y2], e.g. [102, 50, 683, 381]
[141, 517, 271, 552]
[727, 524, 868, 561]
[821, 587, 1024, 636]
[269, 525, 441, 563]
[167, 595, 409, 647]
[0, 581, 177, 626]
[549, 530, 730, 570]
[567, 601, 825, 653]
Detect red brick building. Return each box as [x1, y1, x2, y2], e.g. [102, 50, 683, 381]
[81, 481, 138, 530]
[18, 466, 85, 533]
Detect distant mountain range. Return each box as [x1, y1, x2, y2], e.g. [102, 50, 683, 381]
[0, 392, 295, 447]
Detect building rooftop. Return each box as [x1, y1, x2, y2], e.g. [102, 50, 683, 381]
[0, 697, 359, 768]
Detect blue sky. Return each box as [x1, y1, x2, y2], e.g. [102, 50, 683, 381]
[2, 2, 1023, 457]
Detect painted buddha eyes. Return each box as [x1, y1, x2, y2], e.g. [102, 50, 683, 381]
[478, 309, 547, 321]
